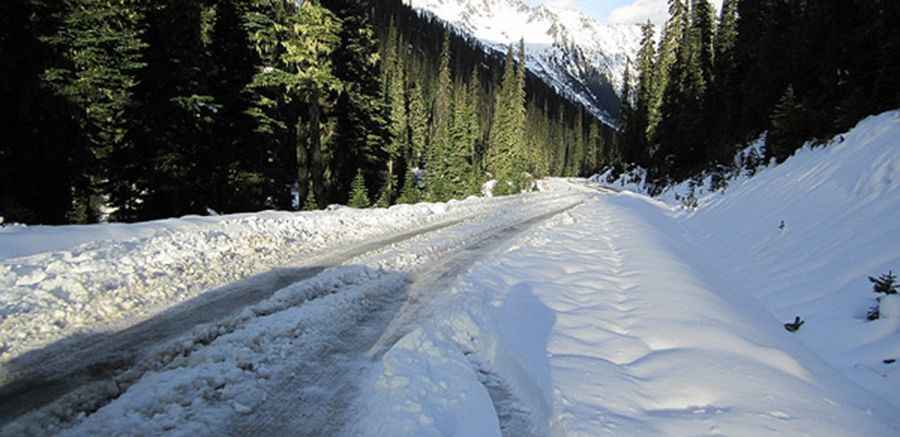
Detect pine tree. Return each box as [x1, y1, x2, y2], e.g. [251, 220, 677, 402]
[396, 167, 421, 204]
[869, 271, 898, 295]
[425, 31, 453, 201]
[446, 80, 476, 198]
[692, 0, 716, 86]
[464, 70, 484, 193]
[408, 80, 429, 167]
[122, 0, 218, 220]
[511, 40, 529, 190]
[707, 0, 739, 161]
[205, 0, 264, 213]
[245, 0, 342, 211]
[767, 85, 806, 163]
[627, 21, 656, 164]
[649, 0, 687, 140]
[325, 0, 389, 205]
[587, 120, 601, 173]
[488, 40, 528, 194]
[43, 0, 147, 222]
[381, 26, 407, 206]
[617, 60, 634, 166]
[349, 170, 371, 208]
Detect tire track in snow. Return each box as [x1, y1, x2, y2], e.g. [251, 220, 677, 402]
[3, 194, 585, 436]
[224, 203, 583, 437]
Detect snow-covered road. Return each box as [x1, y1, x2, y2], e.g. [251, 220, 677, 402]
[1, 184, 586, 435]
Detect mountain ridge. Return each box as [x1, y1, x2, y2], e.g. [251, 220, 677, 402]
[404, 0, 641, 124]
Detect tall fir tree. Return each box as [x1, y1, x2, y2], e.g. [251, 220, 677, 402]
[425, 31, 453, 201]
[245, 0, 342, 211]
[379, 25, 408, 206]
[324, 0, 389, 205]
[408, 79, 429, 168]
[348, 169, 371, 208]
[626, 21, 656, 164]
[648, 0, 687, 141]
[43, 0, 147, 222]
[204, 0, 264, 213]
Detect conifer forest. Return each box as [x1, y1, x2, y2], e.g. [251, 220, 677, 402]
[1, 0, 614, 225]
[617, 0, 900, 190]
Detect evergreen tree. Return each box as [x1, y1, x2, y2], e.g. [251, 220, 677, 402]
[205, 0, 264, 213]
[124, 0, 217, 220]
[464, 70, 484, 193]
[43, 0, 147, 222]
[325, 0, 389, 205]
[381, 26, 407, 206]
[870, 271, 898, 295]
[617, 60, 634, 166]
[425, 31, 453, 201]
[648, 0, 687, 140]
[488, 40, 528, 194]
[587, 120, 602, 173]
[767, 85, 807, 163]
[1, 0, 86, 224]
[511, 40, 529, 189]
[245, 0, 342, 211]
[446, 80, 475, 197]
[626, 21, 656, 164]
[348, 170, 371, 208]
[692, 0, 716, 86]
[707, 0, 739, 161]
[408, 80, 429, 167]
[396, 167, 421, 204]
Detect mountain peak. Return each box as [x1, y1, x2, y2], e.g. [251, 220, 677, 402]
[405, 0, 641, 123]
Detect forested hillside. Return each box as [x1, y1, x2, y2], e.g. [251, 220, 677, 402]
[0, 0, 615, 225]
[618, 0, 900, 190]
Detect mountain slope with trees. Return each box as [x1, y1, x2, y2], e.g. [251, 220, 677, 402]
[0, 0, 617, 225]
[618, 0, 900, 191]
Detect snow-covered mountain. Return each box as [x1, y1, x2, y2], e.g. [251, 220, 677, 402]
[405, 0, 642, 124]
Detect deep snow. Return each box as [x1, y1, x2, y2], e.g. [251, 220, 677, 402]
[599, 110, 900, 409]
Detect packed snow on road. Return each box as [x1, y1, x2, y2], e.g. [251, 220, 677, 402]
[2, 112, 900, 436]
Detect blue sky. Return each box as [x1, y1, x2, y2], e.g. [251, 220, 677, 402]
[527, 0, 635, 23]
[528, 0, 723, 27]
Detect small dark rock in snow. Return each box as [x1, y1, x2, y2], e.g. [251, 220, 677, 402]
[884, 359, 896, 364]
[784, 316, 804, 332]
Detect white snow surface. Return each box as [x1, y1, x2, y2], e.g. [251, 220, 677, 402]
[0, 193, 560, 365]
[595, 110, 900, 409]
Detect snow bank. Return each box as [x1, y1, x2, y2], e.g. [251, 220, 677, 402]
[595, 110, 900, 408]
[0, 193, 550, 365]
[676, 111, 900, 408]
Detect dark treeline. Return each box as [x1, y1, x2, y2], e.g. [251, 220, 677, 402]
[1, 0, 616, 225]
[619, 0, 900, 190]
